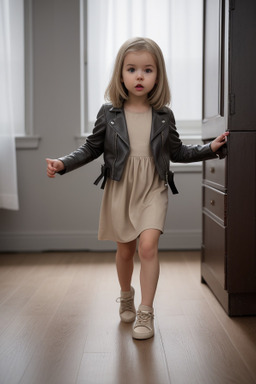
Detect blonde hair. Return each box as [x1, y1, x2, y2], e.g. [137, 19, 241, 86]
[104, 37, 171, 110]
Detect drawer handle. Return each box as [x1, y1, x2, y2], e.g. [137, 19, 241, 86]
[210, 167, 215, 173]
[210, 200, 215, 206]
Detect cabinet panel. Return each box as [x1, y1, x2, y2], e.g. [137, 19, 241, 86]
[203, 213, 226, 289]
[203, 0, 222, 120]
[229, 1, 256, 131]
[202, 0, 226, 139]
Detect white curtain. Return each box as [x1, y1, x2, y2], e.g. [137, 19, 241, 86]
[88, 0, 203, 124]
[0, 0, 23, 210]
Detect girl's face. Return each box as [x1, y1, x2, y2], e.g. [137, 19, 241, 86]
[121, 50, 158, 103]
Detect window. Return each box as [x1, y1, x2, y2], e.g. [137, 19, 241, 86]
[81, 0, 203, 136]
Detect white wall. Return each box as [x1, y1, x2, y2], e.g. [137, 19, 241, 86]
[0, 0, 203, 253]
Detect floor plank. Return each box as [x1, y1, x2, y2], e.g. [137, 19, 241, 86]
[0, 251, 255, 384]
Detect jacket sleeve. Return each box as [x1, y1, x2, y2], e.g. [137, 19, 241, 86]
[168, 110, 226, 163]
[58, 105, 106, 174]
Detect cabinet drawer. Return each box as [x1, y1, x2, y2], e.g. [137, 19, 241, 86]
[203, 185, 226, 224]
[202, 213, 226, 289]
[203, 158, 226, 189]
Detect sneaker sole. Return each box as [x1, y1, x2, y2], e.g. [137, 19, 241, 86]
[132, 329, 154, 340]
[120, 316, 136, 323]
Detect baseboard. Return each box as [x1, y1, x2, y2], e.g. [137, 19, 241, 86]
[159, 229, 202, 250]
[0, 229, 202, 252]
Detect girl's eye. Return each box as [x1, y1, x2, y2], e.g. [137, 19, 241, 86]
[128, 68, 135, 73]
[145, 68, 152, 73]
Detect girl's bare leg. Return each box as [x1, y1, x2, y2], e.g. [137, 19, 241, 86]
[138, 229, 161, 307]
[116, 240, 137, 291]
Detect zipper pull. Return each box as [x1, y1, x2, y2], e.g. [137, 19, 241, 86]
[165, 172, 168, 187]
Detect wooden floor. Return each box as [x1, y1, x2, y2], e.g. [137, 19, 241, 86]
[0, 251, 255, 384]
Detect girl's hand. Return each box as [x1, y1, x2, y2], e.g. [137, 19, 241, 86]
[46, 158, 65, 178]
[210, 132, 229, 152]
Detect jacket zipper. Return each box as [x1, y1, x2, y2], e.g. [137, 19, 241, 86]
[161, 132, 169, 186]
[112, 132, 118, 178]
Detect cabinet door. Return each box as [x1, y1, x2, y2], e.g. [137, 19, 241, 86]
[202, 213, 226, 289]
[202, 0, 227, 139]
[227, 132, 256, 292]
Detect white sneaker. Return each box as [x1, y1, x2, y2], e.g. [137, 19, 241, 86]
[132, 304, 154, 340]
[116, 286, 136, 323]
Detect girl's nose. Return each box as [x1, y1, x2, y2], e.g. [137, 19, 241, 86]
[136, 70, 144, 80]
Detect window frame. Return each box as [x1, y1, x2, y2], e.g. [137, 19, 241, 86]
[15, 0, 40, 149]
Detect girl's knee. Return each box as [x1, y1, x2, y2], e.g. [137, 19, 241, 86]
[117, 241, 136, 261]
[138, 241, 157, 262]
[117, 249, 134, 261]
[138, 230, 160, 261]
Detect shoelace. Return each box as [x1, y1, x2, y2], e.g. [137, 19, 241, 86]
[116, 296, 134, 312]
[135, 310, 154, 328]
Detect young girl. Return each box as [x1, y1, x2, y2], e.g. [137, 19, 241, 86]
[46, 37, 228, 340]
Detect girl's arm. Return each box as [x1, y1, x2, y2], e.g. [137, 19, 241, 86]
[46, 105, 107, 177]
[168, 111, 228, 163]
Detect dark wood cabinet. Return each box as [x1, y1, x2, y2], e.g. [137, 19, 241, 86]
[201, 0, 256, 315]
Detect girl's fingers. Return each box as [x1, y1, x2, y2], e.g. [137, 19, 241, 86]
[218, 132, 229, 143]
[222, 132, 229, 140]
[47, 170, 56, 178]
[46, 158, 58, 177]
[47, 165, 55, 173]
[46, 158, 56, 169]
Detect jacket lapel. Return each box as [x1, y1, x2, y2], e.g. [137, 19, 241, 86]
[150, 108, 169, 141]
[108, 107, 130, 146]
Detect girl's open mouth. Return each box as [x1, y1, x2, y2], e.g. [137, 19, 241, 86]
[135, 84, 144, 90]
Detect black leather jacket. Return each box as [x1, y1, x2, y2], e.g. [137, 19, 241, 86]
[59, 104, 223, 194]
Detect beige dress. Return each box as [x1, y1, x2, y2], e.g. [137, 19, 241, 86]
[98, 108, 168, 243]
